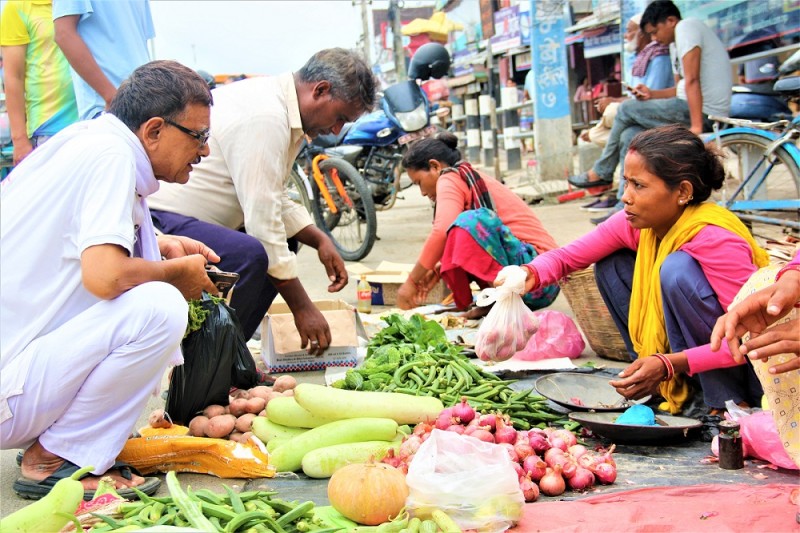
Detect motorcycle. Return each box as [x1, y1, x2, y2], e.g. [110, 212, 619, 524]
[311, 43, 452, 211]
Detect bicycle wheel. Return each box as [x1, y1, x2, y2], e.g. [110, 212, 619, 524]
[287, 167, 312, 214]
[311, 157, 377, 261]
[714, 132, 800, 238]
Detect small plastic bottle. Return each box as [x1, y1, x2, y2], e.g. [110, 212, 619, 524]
[356, 275, 372, 314]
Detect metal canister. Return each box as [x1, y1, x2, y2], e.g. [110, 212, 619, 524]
[718, 420, 744, 470]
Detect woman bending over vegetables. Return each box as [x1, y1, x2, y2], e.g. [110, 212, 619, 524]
[396, 131, 559, 315]
[497, 124, 769, 415]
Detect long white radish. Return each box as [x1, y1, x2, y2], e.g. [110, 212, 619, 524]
[269, 417, 398, 472]
[265, 396, 338, 428]
[294, 383, 443, 425]
[301, 440, 400, 478]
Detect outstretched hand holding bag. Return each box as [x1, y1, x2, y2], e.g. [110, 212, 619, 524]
[474, 266, 539, 362]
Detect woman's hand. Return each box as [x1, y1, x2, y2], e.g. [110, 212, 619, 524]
[710, 270, 800, 363]
[740, 318, 800, 374]
[396, 279, 419, 310]
[632, 84, 651, 101]
[609, 356, 667, 400]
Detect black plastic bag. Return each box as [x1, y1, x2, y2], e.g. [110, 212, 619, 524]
[166, 293, 258, 425]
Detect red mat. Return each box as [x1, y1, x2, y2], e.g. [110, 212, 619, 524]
[516, 484, 799, 532]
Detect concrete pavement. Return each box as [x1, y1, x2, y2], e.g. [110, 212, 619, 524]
[0, 161, 616, 517]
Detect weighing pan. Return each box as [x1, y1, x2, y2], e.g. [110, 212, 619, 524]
[568, 411, 702, 444]
[534, 372, 650, 412]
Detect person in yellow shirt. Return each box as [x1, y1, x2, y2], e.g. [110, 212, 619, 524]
[1, 0, 78, 164]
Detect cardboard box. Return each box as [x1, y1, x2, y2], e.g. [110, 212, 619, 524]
[261, 300, 365, 373]
[347, 261, 450, 306]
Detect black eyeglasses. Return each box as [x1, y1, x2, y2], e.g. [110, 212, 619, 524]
[163, 118, 210, 146]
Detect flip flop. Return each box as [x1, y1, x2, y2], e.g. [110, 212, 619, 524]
[13, 459, 161, 501]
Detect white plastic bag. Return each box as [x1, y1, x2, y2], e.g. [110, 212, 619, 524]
[474, 266, 538, 362]
[405, 429, 524, 533]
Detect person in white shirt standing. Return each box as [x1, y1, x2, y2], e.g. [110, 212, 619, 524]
[568, 0, 731, 190]
[1, 60, 218, 500]
[148, 48, 377, 352]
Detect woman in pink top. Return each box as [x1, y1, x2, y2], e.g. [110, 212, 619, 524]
[396, 132, 558, 313]
[502, 125, 770, 414]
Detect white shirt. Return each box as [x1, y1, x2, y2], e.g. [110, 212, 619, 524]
[671, 18, 732, 118]
[0, 114, 160, 404]
[148, 74, 313, 280]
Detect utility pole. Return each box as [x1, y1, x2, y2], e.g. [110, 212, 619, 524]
[360, 0, 371, 66]
[388, 0, 406, 81]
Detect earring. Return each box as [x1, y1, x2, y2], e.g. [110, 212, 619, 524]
[687, 195, 694, 201]
[679, 200, 685, 205]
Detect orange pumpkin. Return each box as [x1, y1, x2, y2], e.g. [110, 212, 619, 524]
[327, 462, 408, 525]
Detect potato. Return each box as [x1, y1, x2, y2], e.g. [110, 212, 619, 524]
[205, 414, 236, 438]
[272, 375, 297, 393]
[148, 409, 172, 429]
[245, 397, 267, 414]
[231, 389, 250, 400]
[248, 386, 272, 400]
[240, 431, 253, 444]
[203, 404, 226, 418]
[281, 389, 295, 397]
[188, 415, 209, 437]
[229, 398, 249, 417]
[264, 391, 283, 405]
[235, 413, 257, 433]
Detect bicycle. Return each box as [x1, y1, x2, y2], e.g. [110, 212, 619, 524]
[293, 144, 377, 261]
[707, 74, 800, 241]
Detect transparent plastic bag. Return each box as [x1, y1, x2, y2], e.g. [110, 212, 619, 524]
[405, 429, 524, 533]
[474, 266, 538, 362]
[513, 310, 585, 361]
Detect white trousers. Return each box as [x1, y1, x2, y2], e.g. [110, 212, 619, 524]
[0, 282, 187, 474]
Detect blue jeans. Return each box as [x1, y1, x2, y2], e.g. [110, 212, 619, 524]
[151, 210, 297, 341]
[593, 97, 691, 180]
[594, 249, 763, 410]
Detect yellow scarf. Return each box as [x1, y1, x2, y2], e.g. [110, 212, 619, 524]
[629, 203, 770, 413]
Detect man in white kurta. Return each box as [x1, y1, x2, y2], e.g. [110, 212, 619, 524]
[0, 60, 219, 499]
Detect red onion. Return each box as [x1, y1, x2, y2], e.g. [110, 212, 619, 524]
[469, 429, 495, 443]
[544, 448, 567, 468]
[539, 465, 566, 496]
[452, 397, 476, 424]
[578, 453, 599, 470]
[435, 408, 454, 430]
[568, 444, 588, 459]
[597, 444, 617, 467]
[593, 462, 617, 484]
[528, 432, 550, 454]
[513, 461, 525, 479]
[398, 435, 422, 458]
[553, 429, 577, 448]
[413, 422, 433, 436]
[498, 442, 518, 463]
[494, 417, 517, 445]
[522, 455, 547, 482]
[446, 424, 465, 434]
[548, 436, 568, 452]
[567, 467, 595, 491]
[561, 459, 578, 479]
[519, 474, 540, 502]
[478, 413, 497, 431]
[514, 441, 534, 462]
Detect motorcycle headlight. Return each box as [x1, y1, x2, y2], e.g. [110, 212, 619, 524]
[394, 103, 429, 132]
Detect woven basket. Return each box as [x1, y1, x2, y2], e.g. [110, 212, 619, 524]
[558, 267, 630, 361]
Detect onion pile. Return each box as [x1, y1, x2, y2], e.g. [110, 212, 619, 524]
[384, 400, 618, 501]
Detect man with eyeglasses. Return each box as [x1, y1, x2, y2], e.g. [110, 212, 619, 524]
[1, 61, 218, 500]
[149, 48, 377, 355]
